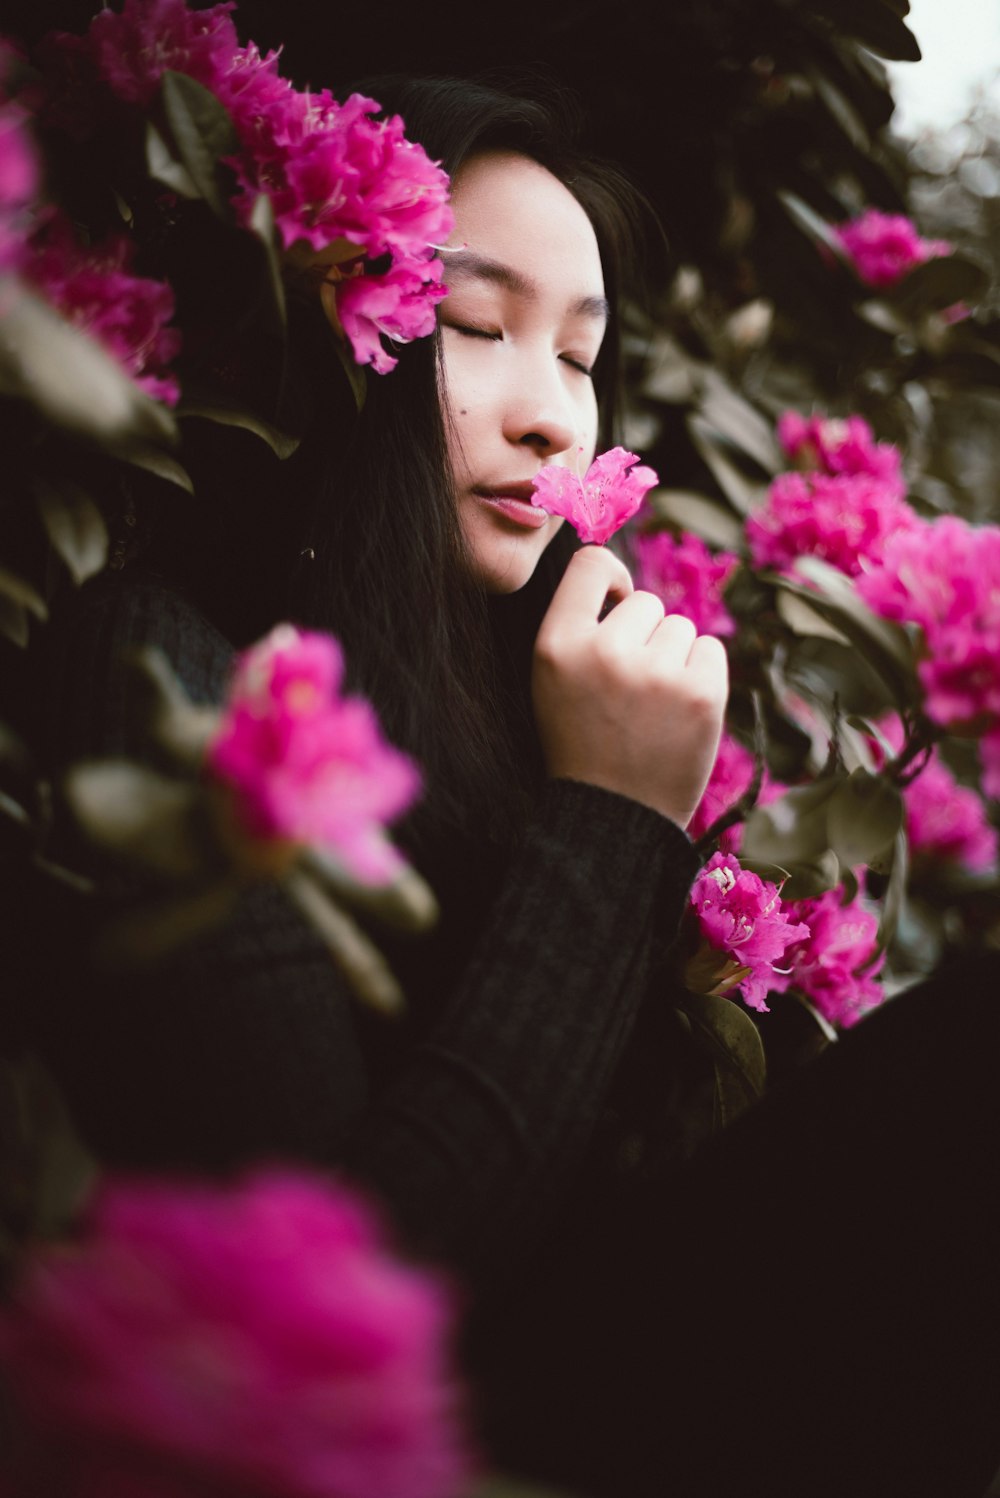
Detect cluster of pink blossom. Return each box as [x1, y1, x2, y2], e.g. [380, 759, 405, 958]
[47, 0, 453, 373]
[686, 734, 756, 849]
[633, 530, 738, 636]
[746, 468, 916, 577]
[832, 208, 951, 289]
[779, 887, 884, 1029]
[207, 625, 420, 883]
[777, 410, 904, 489]
[24, 219, 181, 403]
[530, 446, 658, 545]
[687, 851, 808, 1013]
[903, 753, 997, 872]
[857, 516, 1000, 748]
[0, 47, 37, 275]
[0, 1171, 470, 1498]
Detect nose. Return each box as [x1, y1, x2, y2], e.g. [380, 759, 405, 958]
[503, 355, 579, 458]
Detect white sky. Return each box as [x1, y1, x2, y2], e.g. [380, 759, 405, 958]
[888, 0, 1000, 135]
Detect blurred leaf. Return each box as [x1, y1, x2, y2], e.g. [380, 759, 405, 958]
[146, 121, 200, 199]
[774, 849, 843, 900]
[777, 591, 851, 645]
[178, 400, 301, 459]
[784, 635, 900, 718]
[0, 596, 29, 648]
[826, 768, 903, 865]
[0, 566, 47, 621]
[808, 68, 870, 151]
[64, 760, 213, 878]
[778, 558, 918, 705]
[121, 443, 194, 493]
[777, 190, 854, 270]
[698, 373, 784, 474]
[300, 845, 438, 934]
[648, 490, 746, 549]
[687, 415, 769, 515]
[331, 331, 368, 414]
[803, 0, 920, 60]
[249, 193, 287, 335]
[875, 827, 908, 951]
[34, 478, 109, 584]
[286, 868, 405, 1015]
[888, 254, 990, 316]
[124, 647, 220, 767]
[0, 286, 176, 449]
[161, 70, 239, 219]
[742, 777, 843, 867]
[675, 990, 767, 1126]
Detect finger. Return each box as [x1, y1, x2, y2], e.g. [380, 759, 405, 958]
[598, 589, 666, 646]
[649, 612, 699, 663]
[689, 632, 730, 692]
[540, 546, 634, 642]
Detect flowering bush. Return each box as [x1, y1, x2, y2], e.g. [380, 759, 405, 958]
[745, 469, 916, 577]
[530, 445, 658, 544]
[686, 852, 808, 1013]
[0, 1171, 471, 1498]
[633, 530, 738, 635]
[832, 208, 951, 288]
[207, 626, 421, 884]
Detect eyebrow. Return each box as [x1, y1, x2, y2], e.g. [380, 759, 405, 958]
[444, 250, 609, 321]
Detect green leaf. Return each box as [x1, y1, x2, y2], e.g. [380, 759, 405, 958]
[648, 490, 746, 550]
[146, 121, 200, 199]
[249, 193, 287, 335]
[0, 288, 177, 449]
[121, 444, 194, 493]
[774, 849, 843, 900]
[783, 634, 900, 719]
[808, 68, 870, 151]
[875, 827, 908, 953]
[826, 768, 903, 866]
[123, 647, 220, 767]
[687, 415, 769, 516]
[698, 373, 784, 475]
[161, 70, 239, 219]
[675, 990, 767, 1127]
[887, 254, 989, 316]
[803, 0, 920, 59]
[742, 777, 843, 868]
[0, 566, 47, 620]
[300, 846, 438, 934]
[63, 760, 214, 878]
[178, 400, 301, 459]
[0, 596, 28, 648]
[777, 591, 851, 646]
[777, 190, 855, 271]
[34, 478, 109, 584]
[285, 868, 405, 1015]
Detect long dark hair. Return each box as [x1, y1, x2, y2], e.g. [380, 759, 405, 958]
[284, 77, 647, 864]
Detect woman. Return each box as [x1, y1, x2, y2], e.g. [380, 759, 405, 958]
[35, 78, 1000, 1498]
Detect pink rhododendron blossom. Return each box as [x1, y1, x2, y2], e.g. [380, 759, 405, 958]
[0, 53, 37, 275]
[857, 516, 1000, 731]
[84, 0, 242, 107]
[780, 887, 884, 1028]
[25, 220, 181, 403]
[777, 411, 903, 489]
[688, 851, 808, 1013]
[833, 208, 951, 289]
[687, 734, 756, 848]
[903, 754, 997, 872]
[0, 1171, 470, 1498]
[335, 257, 447, 374]
[207, 625, 421, 882]
[530, 446, 658, 545]
[633, 531, 738, 637]
[745, 469, 917, 577]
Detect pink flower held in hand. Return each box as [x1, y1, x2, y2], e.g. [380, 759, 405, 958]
[207, 625, 421, 883]
[781, 887, 884, 1029]
[687, 851, 809, 1013]
[0, 1171, 471, 1498]
[833, 208, 951, 289]
[530, 446, 658, 545]
[633, 530, 738, 637]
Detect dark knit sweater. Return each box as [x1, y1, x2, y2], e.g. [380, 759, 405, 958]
[35, 573, 701, 1283]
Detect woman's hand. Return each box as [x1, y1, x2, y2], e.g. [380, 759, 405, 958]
[532, 546, 728, 829]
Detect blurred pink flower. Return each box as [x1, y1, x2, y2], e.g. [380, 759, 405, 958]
[687, 734, 755, 849]
[688, 851, 808, 1013]
[857, 515, 1000, 731]
[0, 1171, 470, 1498]
[531, 446, 658, 545]
[904, 753, 997, 872]
[208, 625, 420, 883]
[25, 219, 181, 403]
[777, 411, 903, 489]
[0, 50, 37, 275]
[780, 887, 884, 1028]
[335, 256, 447, 374]
[85, 0, 243, 107]
[633, 530, 738, 636]
[745, 469, 917, 577]
[833, 208, 951, 289]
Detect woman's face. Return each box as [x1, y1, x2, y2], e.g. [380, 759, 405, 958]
[439, 151, 608, 594]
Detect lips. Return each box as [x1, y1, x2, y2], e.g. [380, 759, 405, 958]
[471, 481, 551, 530]
[472, 481, 538, 503]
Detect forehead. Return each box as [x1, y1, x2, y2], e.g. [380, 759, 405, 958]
[445, 150, 605, 302]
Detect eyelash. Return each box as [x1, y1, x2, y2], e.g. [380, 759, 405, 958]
[446, 322, 594, 378]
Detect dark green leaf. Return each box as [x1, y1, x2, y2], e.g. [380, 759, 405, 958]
[875, 828, 908, 953]
[742, 778, 843, 867]
[826, 768, 903, 866]
[648, 490, 746, 549]
[773, 849, 843, 900]
[803, 0, 920, 59]
[687, 416, 768, 516]
[249, 193, 287, 334]
[285, 869, 405, 1015]
[161, 70, 239, 219]
[888, 254, 989, 316]
[145, 121, 200, 199]
[63, 760, 214, 878]
[0, 596, 28, 649]
[124, 647, 220, 767]
[780, 559, 918, 705]
[178, 401, 301, 459]
[808, 68, 870, 151]
[675, 990, 767, 1126]
[777, 190, 855, 271]
[0, 566, 47, 620]
[784, 634, 900, 718]
[698, 373, 783, 474]
[34, 478, 109, 584]
[121, 444, 194, 493]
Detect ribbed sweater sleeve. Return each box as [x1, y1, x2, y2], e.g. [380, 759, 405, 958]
[38, 576, 701, 1285]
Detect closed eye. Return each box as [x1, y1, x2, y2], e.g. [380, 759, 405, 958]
[443, 321, 502, 341]
[561, 354, 594, 377]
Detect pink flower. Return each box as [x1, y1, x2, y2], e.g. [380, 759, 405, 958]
[633, 531, 738, 636]
[84, 0, 243, 107]
[903, 753, 996, 872]
[777, 411, 903, 489]
[0, 1171, 471, 1498]
[745, 469, 917, 577]
[833, 208, 951, 289]
[530, 446, 658, 545]
[0, 51, 37, 275]
[207, 625, 421, 883]
[857, 516, 1000, 731]
[688, 734, 754, 851]
[335, 257, 447, 374]
[780, 887, 884, 1028]
[687, 851, 809, 1013]
[25, 219, 181, 403]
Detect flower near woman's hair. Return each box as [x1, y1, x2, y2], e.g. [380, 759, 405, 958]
[0, 1171, 471, 1498]
[530, 446, 658, 545]
[779, 886, 884, 1029]
[633, 530, 739, 637]
[334, 256, 447, 374]
[857, 515, 1000, 733]
[686, 851, 808, 1013]
[745, 468, 916, 578]
[832, 208, 951, 289]
[207, 626, 421, 883]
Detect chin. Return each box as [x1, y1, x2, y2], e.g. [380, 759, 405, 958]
[471, 540, 549, 595]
